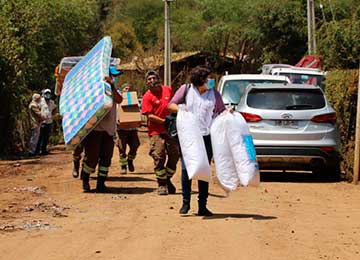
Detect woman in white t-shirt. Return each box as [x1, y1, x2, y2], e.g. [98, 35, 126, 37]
[168, 66, 225, 216]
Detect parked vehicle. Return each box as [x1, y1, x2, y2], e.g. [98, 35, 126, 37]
[262, 64, 326, 90]
[218, 74, 290, 107]
[236, 83, 340, 176]
[54, 56, 121, 96]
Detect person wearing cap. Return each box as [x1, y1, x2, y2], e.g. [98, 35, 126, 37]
[141, 70, 180, 195]
[80, 66, 123, 193]
[116, 83, 140, 175]
[28, 93, 45, 156]
[36, 88, 57, 155]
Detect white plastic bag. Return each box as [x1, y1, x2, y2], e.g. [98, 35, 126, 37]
[177, 105, 211, 182]
[226, 112, 260, 187]
[210, 111, 260, 191]
[210, 112, 239, 191]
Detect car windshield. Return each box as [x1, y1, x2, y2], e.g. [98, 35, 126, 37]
[247, 88, 325, 110]
[279, 72, 324, 87]
[222, 79, 288, 105]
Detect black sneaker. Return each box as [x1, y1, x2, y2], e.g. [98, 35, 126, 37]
[127, 160, 135, 172]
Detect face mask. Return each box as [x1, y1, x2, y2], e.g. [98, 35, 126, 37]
[205, 78, 215, 90]
[44, 93, 51, 100]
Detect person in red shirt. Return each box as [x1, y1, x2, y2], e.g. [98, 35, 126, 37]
[141, 70, 180, 195]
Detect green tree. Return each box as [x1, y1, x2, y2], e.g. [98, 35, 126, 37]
[317, 0, 360, 69]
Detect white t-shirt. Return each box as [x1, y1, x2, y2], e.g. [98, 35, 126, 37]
[185, 85, 216, 136]
[40, 98, 57, 124]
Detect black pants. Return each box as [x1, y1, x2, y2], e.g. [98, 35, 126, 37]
[82, 131, 114, 177]
[36, 123, 52, 154]
[73, 143, 84, 162]
[117, 129, 140, 165]
[181, 135, 213, 205]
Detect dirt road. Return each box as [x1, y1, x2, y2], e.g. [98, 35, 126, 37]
[1, 131, 360, 260]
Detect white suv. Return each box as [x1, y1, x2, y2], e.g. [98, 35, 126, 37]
[218, 74, 290, 107]
[262, 64, 326, 89]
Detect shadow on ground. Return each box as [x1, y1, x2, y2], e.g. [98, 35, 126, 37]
[133, 172, 155, 175]
[182, 213, 277, 220]
[203, 213, 277, 220]
[106, 176, 155, 182]
[104, 186, 156, 194]
[189, 191, 227, 198]
[260, 170, 342, 183]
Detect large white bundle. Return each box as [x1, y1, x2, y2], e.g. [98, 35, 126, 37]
[226, 112, 260, 187]
[210, 111, 260, 191]
[176, 105, 211, 182]
[210, 112, 239, 191]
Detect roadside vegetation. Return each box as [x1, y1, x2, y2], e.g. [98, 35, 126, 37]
[0, 0, 359, 178]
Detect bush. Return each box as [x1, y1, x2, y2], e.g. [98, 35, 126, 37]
[325, 69, 359, 180]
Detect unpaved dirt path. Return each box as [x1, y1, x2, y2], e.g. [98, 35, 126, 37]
[1, 131, 360, 260]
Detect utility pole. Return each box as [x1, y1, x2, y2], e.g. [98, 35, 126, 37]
[164, 0, 175, 86]
[307, 0, 317, 54]
[353, 63, 360, 185]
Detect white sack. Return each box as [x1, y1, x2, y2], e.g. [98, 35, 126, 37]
[177, 105, 211, 182]
[210, 112, 239, 191]
[210, 111, 260, 190]
[226, 112, 260, 187]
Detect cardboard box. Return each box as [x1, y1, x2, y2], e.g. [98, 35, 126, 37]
[117, 91, 142, 128]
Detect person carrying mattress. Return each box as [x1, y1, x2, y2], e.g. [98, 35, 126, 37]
[168, 65, 225, 216]
[141, 70, 180, 195]
[80, 66, 123, 193]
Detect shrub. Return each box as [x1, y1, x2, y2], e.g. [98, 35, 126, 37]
[325, 69, 359, 180]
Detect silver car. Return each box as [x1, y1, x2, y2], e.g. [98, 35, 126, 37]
[236, 83, 340, 176]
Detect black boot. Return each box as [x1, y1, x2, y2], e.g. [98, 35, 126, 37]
[157, 179, 168, 195]
[127, 160, 135, 172]
[179, 200, 190, 214]
[81, 171, 90, 192]
[198, 202, 213, 216]
[96, 176, 107, 193]
[167, 177, 176, 194]
[72, 160, 80, 178]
